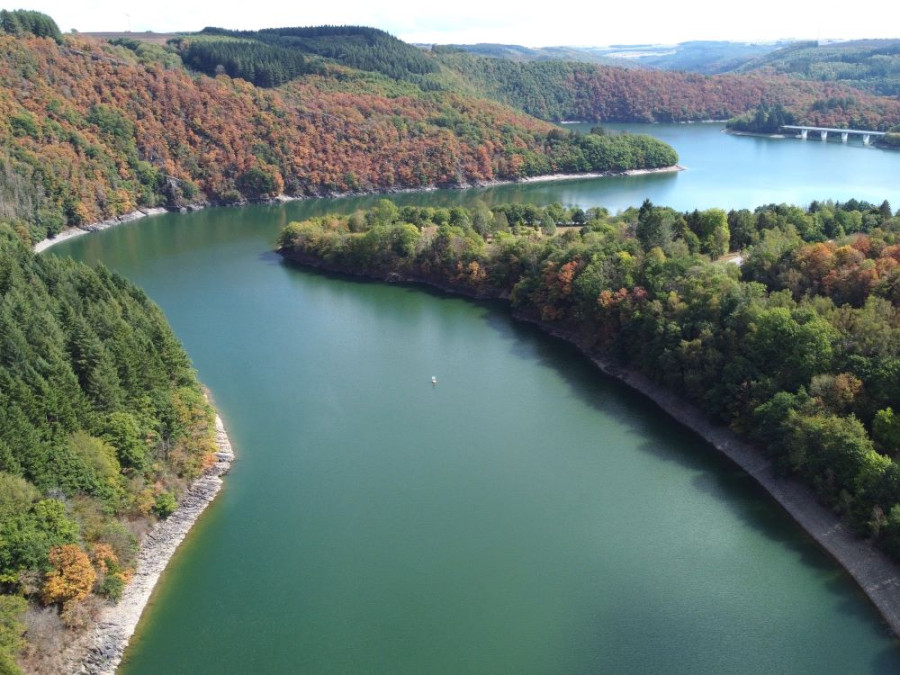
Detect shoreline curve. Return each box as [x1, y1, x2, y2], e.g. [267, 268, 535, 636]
[62, 415, 235, 674]
[278, 250, 900, 639]
[538, 321, 900, 638]
[33, 207, 170, 253]
[32, 166, 683, 253]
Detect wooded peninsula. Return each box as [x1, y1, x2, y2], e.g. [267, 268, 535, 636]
[277, 198, 900, 623]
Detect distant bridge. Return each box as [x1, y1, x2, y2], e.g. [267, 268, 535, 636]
[781, 125, 886, 145]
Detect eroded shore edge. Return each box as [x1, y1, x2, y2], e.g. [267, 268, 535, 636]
[544, 323, 900, 639]
[32, 165, 684, 253]
[62, 416, 235, 674]
[279, 250, 900, 640]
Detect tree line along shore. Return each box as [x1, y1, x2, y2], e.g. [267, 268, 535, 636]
[277, 197, 900, 634]
[0, 225, 229, 674]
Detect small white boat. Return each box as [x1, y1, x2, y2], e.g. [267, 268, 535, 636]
[431, 376, 438, 385]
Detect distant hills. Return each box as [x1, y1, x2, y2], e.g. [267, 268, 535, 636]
[434, 40, 795, 74]
[86, 28, 900, 97]
[438, 38, 900, 97]
[732, 39, 900, 96]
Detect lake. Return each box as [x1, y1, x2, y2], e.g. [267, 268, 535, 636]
[52, 123, 900, 673]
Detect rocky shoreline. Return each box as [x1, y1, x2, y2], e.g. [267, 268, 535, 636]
[516, 165, 684, 184]
[536, 321, 900, 638]
[278, 250, 900, 638]
[60, 416, 235, 674]
[33, 207, 171, 253]
[32, 165, 684, 253]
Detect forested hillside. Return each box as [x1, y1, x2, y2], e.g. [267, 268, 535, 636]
[5, 16, 900, 246]
[440, 40, 789, 74]
[201, 26, 441, 81]
[0, 225, 217, 673]
[278, 197, 900, 565]
[435, 52, 900, 128]
[172, 34, 321, 88]
[733, 39, 900, 97]
[0, 9, 60, 42]
[0, 29, 679, 244]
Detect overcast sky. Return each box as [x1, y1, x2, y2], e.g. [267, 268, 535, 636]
[11, 1, 899, 46]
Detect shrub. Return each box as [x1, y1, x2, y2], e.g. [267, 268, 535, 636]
[152, 492, 177, 519]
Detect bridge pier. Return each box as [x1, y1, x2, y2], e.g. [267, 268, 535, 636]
[780, 125, 884, 145]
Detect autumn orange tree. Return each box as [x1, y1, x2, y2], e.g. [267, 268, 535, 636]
[41, 545, 96, 607]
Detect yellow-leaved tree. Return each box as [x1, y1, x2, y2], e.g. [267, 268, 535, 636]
[41, 545, 96, 606]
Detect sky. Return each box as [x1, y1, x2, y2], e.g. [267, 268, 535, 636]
[10, 1, 899, 46]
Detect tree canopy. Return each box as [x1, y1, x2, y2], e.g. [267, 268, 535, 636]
[0, 226, 217, 670]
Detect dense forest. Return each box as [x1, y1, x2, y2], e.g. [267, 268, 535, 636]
[0, 24, 681, 244]
[435, 52, 900, 128]
[726, 103, 796, 133]
[207, 26, 441, 81]
[278, 197, 900, 566]
[733, 39, 900, 97]
[171, 35, 321, 88]
[0, 10, 60, 43]
[0, 225, 217, 673]
[4, 14, 900, 245]
[171, 25, 440, 88]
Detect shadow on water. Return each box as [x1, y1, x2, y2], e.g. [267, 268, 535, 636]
[476, 303, 900, 645]
[258, 250, 285, 266]
[276, 256, 501, 309]
[275, 255, 900, 649]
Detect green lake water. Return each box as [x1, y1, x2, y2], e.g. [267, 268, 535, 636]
[52, 123, 900, 673]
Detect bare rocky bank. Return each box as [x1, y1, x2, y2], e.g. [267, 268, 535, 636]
[33, 208, 170, 253]
[60, 416, 235, 674]
[557, 329, 900, 638]
[33, 215, 236, 673]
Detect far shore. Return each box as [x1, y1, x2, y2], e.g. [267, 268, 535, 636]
[517, 165, 684, 184]
[62, 415, 235, 675]
[32, 165, 684, 252]
[277, 248, 900, 640]
[33, 207, 170, 253]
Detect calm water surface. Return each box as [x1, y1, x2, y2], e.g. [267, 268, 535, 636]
[53, 124, 900, 673]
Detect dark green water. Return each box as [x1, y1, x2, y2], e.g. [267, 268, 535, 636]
[52, 124, 900, 673]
